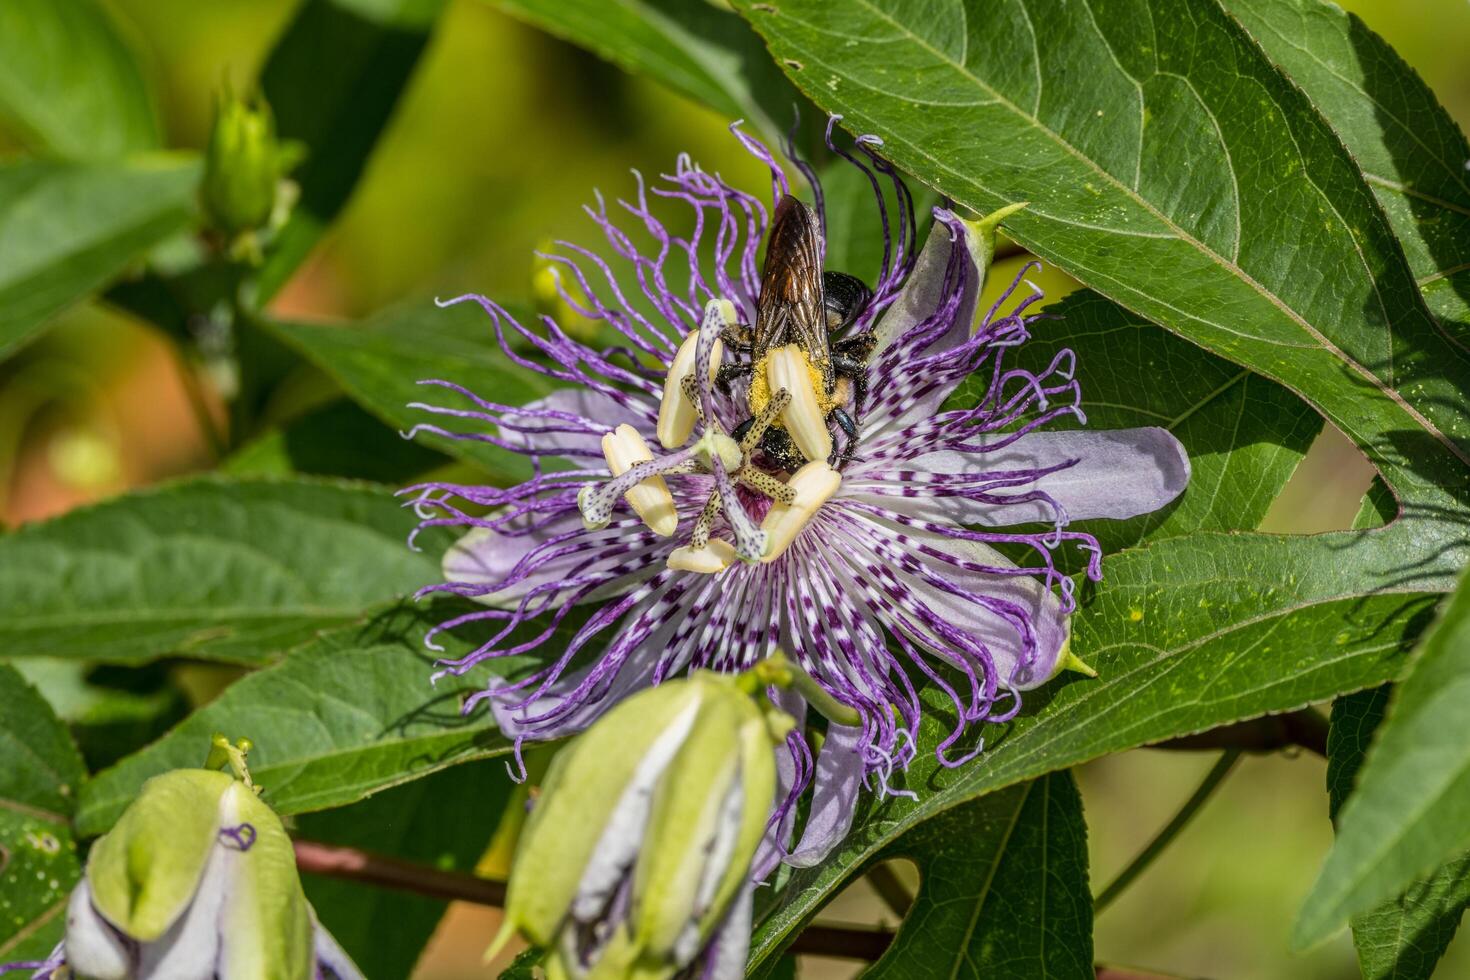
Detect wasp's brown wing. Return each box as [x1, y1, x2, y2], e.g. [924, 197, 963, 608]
[755, 195, 829, 379]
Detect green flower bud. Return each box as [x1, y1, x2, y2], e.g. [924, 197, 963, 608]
[42, 766, 363, 980]
[494, 672, 786, 979]
[201, 89, 303, 255]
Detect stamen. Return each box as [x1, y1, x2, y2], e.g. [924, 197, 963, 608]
[764, 345, 832, 463]
[578, 425, 685, 533]
[760, 461, 841, 562]
[656, 301, 732, 448]
[668, 539, 736, 574]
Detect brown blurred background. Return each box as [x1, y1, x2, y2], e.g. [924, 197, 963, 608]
[2, 1, 1466, 977]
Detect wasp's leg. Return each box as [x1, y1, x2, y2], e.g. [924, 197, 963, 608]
[831, 331, 877, 364]
[823, 272, 874, 333]
[832, 353, 871, 419]
[715, 361, 753, 398]
[830, 406, 862, 463]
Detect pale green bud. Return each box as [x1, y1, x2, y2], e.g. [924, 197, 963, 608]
[55, 767, 362, 980]
[201, 89, 303, 254]
[495, 673, 786, 979]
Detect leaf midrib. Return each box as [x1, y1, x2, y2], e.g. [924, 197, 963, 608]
[769, 0, 1469, 469]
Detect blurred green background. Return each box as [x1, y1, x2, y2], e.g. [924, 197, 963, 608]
[1, 1, 1466, 976]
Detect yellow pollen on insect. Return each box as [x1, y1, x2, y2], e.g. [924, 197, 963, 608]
[755, 345, 834, 464]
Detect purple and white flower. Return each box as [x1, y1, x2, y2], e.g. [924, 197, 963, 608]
[404, 119, 1189, 866]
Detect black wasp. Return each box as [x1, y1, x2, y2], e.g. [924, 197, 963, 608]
[719, 194, 876, 471]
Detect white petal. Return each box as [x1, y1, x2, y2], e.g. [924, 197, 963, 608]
[784, 724, 866, 868]
[442, 510, 652, 611]
[829, 510, 1070, 689]
[498, 388, 651, 462]
[851, 427, 1190, 527]
[570, 695, 702, 919]
[311, 913, 367, 980]
[64, 881, 133, 980]
[133, 844, 227, 979]
[870, 217, 983, 361]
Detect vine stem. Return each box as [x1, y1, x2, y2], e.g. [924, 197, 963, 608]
[292, 839, 894, 960]
[1093, 749, 1244, 914]
[1149, 708, 1328, 756]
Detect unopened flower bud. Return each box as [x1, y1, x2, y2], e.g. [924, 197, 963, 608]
[202, 88, 303, 256]
[492, 673, 784, 979]
[21, 766, 362, 980]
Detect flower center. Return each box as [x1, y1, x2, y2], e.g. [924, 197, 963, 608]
[577, 300, 842, 573]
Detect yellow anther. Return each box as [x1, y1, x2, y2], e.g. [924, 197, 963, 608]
[760, 461, 840, 562]
[656, 302, 732, 448]
[762, 345, 833, 463]
[602, 424, 678, 536]
[667, 538, 737, 574]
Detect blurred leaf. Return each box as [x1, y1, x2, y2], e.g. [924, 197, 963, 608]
[0, 665, 84, 962]
[9, 659, 189, 771]
[75, 601, 518, 837]
[735, 0, 1470, 588]
[1327, 688, 1470, 979]
[0, 158, 200, 359]
[750, 586, 1431, 967]
[963, 290, 1323, 558]
[0, 476, 450, 666]
[225, 399, 451, 482]
[265, 301, 558, 480]
[299, 759, 513, 978]
[1227, 0, 1470, 341]
[1297, 568, 1470, 947]
[256, 0, 447, 302]
[499, 947, 544, 979]
[0, 0, 160, 158]
[864, 772, 1091, 980]
[486, 0, 808, 143]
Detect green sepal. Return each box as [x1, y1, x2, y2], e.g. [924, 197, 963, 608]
[87, 769, 233, 941]
[504, 681, 702, 946]
[216, 781, 314, 980]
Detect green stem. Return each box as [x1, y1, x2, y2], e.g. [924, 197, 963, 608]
[1094, 749, 1243, 914]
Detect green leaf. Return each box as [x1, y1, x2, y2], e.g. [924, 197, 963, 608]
[734, 0, 1470, 579]
[864, 772, 1092, 980]
[75, 601, 518, 837]
[485, 0, 808, 142]
[256, 0, 446, 302]
[0, 157, 200, 359]
[9, 659, 189, 771]
[499, 947, 545, 979]
[264, 301, 558, 479]
[1296, 567, 1470, 947]
[299, 760, 513, 979]
[0, 665, 85, 962]
[224, 399, 451, 482]
[0, 476, 450, 666]
[1226, 0, 1470, 341]
[0, 0, 161, 158]
[750, 587, 1432, 969]
[1326, 688, 1470, 980]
